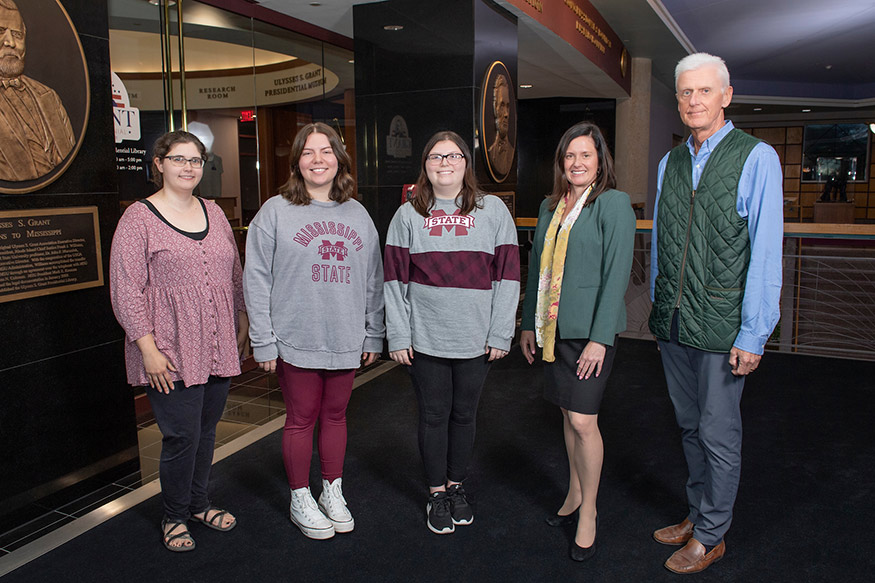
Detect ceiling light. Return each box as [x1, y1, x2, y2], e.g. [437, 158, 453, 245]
[520, 84, 533, 89]
[348, 59, 355, 64]
[753, 107, 762, 111]
[309, 2, 322, 6]
[383, 25, 404, 31]
[802, 109, 811, 113]
[825, 65, 833, 70]
[147, 1, 177, 5]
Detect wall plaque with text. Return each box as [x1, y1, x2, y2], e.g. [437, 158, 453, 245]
[492, 191, 516, 219]
[0, 207, 103, 303]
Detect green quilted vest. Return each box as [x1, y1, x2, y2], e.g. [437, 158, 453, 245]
[649, 129, 761, 352]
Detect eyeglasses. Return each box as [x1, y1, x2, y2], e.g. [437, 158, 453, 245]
[163, 155, 206, 168]
[426, 153, 465, 165]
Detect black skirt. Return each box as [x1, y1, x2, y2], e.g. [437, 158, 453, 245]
[543, 333, 617, 414]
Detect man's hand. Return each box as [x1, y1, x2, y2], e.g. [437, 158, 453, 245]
[729, 347, 761, 376]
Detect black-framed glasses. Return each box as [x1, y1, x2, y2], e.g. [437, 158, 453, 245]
[426, 153, 465, 165]
[163, 155, 206, 168]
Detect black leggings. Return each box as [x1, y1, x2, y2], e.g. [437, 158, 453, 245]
[408, 352, 491, 488]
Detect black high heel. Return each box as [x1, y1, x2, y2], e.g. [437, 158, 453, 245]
[545, 507, 579, 527]
[570, 514, 598, 562]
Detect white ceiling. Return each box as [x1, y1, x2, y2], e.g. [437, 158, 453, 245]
[109, 29, 295, 72]
[258, 0, 669, 99]
[659, 0, 875, 100]
[255, 0, 875, 105]
[115, 0, 875, 106]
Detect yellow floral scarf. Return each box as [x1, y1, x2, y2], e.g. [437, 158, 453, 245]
[535, 186, 591, 362]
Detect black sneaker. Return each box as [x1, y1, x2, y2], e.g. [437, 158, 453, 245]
[447, 483, 474, 526]
[426, 491, 455, 534]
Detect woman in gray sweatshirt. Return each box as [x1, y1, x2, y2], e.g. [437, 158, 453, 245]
[384, 131, 520, 534]
[243, 123, 384, 540]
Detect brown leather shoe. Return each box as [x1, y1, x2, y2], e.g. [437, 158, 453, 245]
[653, 518, 695, 545]
[664, 539, 725, 574]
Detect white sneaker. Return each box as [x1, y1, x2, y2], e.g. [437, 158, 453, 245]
[318, 478, 355, 533]
[289, 487, 335, 540]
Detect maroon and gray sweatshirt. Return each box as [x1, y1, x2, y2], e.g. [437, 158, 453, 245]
[384, 194, 520, 359]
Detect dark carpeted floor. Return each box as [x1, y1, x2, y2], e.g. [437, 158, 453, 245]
[4, 338, 874, 582]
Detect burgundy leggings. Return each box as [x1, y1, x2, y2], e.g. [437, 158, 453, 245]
[276, 360, 356, 489]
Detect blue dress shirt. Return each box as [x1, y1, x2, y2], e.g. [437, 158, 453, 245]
[649, 121, 784, 355]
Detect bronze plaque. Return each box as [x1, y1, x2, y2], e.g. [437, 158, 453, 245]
[492, 191, 515, 219]
[0, 0, 89, 194]
[0, 206, 103, 303]
[480, 61, 516, 184]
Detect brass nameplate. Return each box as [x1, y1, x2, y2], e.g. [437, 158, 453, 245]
[0, 206, 103, 303]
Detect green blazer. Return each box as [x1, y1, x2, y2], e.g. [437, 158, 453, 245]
[521, 189, 636, 347]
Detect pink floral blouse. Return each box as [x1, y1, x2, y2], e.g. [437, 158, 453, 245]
[109, 199, 245, 387]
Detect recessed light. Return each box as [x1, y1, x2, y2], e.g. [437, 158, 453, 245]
[348, 59, 355, 64]
[147, 0, 176, 5]
[753, 107, 762, 111]
[825, 65, 833, 70]
[802, 109, 811, 113]
[383, 25, 404, 31]
[310, 2, 322, 6]
[520, 84, 533, 89]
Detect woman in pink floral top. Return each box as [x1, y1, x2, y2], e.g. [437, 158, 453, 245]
[110, 130, 248, 552]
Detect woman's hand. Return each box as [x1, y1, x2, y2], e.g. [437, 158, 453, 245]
[135, 334, 177, 394]
[486, 346, 508, 361]
[258, 359, 277, 374]
[236, 311, 250, 359]
[361, 352, 379, 367]
[390, 347, 414, 366]
[520, 330, 537, 365]
[577, 341, 606, 380]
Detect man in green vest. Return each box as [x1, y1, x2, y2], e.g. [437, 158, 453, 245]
[648, 53, 783, 574]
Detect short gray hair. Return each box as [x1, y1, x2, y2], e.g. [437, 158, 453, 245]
[675, 53, 730, 91]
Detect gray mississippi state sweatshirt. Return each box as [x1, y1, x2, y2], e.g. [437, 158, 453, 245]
[244, 195, 385, 369]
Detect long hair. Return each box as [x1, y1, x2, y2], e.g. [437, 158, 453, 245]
[279, 122, 354, 205]
[150, 130, 206, 189]
[547, 122, 616, 211]
[411, 131, 483, 217]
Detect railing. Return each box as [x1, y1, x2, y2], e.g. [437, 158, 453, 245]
[518, 219, 875, 362]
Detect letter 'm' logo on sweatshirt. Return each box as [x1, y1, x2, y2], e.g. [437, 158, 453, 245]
[424, 209, 474, 236]
[318, 240, 349, 261]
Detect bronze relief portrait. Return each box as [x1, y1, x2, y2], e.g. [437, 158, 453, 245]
[480, 61, 516, 184]
[0, 0, 89, 194]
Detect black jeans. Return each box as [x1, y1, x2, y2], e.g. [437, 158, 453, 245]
[147, 375, 230, 521]
[408, 353, 491, 488]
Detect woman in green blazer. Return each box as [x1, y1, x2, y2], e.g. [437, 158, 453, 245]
[520, 121, 636, 562]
